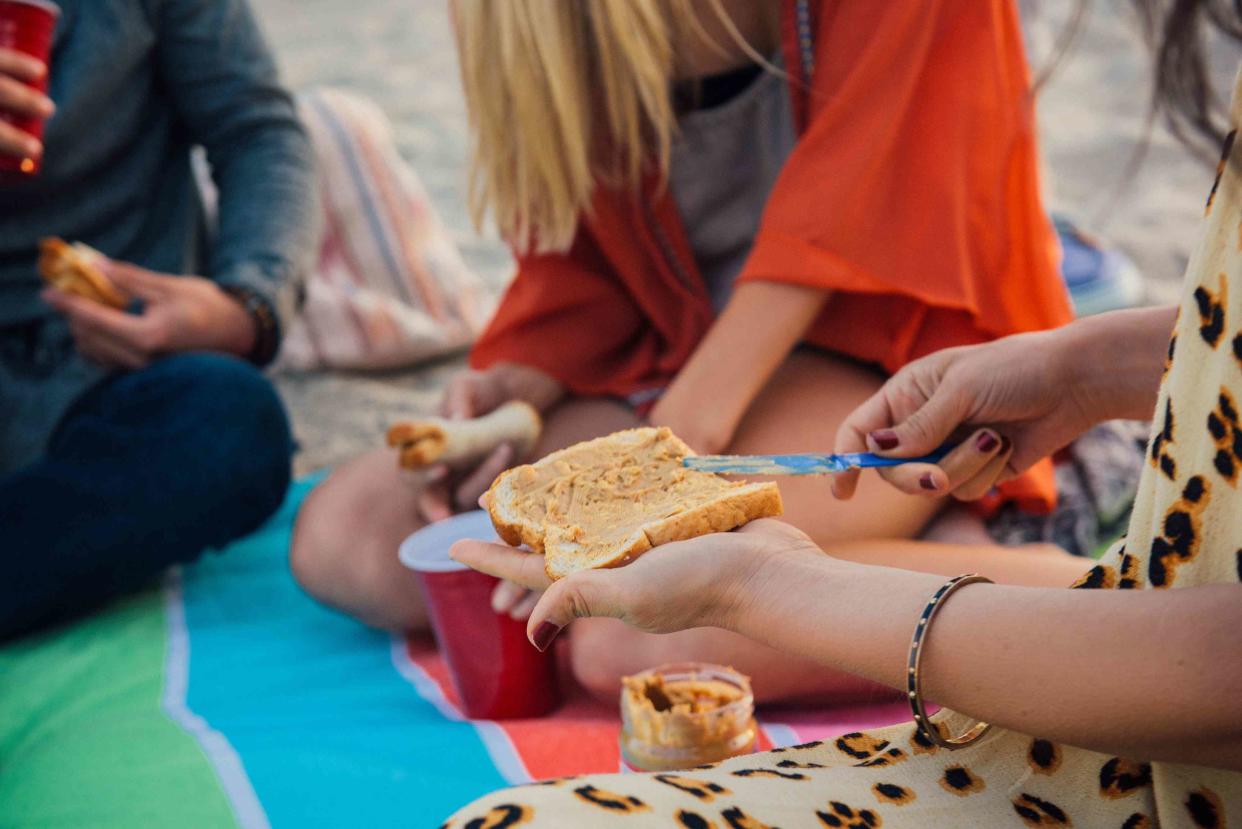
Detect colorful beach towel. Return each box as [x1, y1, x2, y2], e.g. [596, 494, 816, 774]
[0, 477, 909, 827]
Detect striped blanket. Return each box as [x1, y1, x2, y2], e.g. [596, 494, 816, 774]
[278, 89, 497, 372]
[0, 477, 909, 827]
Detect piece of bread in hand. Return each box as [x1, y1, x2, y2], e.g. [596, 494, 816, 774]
[37, 238, 128, 309]
[486, 426, 783, 579]
[387, 400, 542, 469]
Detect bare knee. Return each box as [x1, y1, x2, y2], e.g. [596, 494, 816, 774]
[289, 452, 429, 630]
[289, 478, 349, 600]
[567, 620, 731, 703]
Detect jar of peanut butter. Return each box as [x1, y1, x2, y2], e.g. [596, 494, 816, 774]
[619, 663, 757, 772]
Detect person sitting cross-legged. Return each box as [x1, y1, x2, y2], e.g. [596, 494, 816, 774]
[0, 0, 317, 641]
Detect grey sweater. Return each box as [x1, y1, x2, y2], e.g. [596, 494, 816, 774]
[0, 0, 316, 471]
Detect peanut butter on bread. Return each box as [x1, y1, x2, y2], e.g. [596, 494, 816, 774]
[486, 427, 783, 579]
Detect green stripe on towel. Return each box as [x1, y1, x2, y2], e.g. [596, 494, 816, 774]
[0, 587, 240, 829]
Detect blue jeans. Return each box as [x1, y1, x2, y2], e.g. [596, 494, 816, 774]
[0, 353, 292, 640]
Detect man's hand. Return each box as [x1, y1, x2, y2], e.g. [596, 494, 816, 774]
[0, 48, 53, 162]
[42, 259, 255, 369]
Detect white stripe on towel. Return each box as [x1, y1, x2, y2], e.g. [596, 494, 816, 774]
[161, 569, 271, 829]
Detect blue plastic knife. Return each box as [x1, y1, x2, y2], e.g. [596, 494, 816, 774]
[682, 445, 953, 476]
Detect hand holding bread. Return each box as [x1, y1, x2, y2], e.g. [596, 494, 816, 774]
[387, 400, 542, 470]
[40, 253, 258, 369]
[447, 425, 786, 650]
[401, 366, 563, 523]
[450, 518, 813, 651]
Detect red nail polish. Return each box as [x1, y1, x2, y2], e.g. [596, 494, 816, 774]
[919, 473, 938, 491]
[871, 430, 899, 451]
[976, 432, 999, 453]
[531, 621, 562, 652]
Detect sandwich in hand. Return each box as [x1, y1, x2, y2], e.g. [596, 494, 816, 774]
[486, 427, 783, 579]
[387, 400, 542, 470]
[37, 238, 128, 309]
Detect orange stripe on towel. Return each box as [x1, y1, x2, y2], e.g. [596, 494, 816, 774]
[401, 637, 777, 780]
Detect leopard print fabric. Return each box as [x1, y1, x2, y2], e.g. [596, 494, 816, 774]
[445, 72, 1242, 828]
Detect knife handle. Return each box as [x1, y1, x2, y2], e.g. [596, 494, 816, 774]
[844, 444, 954, 469]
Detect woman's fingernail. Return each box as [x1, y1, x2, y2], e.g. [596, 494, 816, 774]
[531, 621, 562, 652]
[490, 591, 508, 614]
[870, 430, 900, 451]
[976, 432, 1000, 453]
[919, 473, 939, 491]
[25, 137, 42, 157]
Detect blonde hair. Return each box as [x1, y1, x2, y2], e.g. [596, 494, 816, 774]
[452, 0, 765, 254]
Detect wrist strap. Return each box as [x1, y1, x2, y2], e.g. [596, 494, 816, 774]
[907, 573, 994, 749]
[220, 285, 279, 367]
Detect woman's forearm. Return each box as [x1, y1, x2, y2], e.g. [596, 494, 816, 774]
[654, 282, 828, 450]
[727, 549, 1242, 768]
[1060, 306, 1177, 422]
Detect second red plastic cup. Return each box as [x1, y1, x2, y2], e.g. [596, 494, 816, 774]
[401, 511, 561, 720]
[0, 0, 58, 176]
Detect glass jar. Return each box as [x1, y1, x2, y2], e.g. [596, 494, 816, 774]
[619, 662, 757, 772]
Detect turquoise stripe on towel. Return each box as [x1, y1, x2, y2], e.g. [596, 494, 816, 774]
[176, 476, 509, 826]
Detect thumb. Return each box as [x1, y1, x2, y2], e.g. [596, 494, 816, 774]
[871, 388, 968, 457]
[526, 572, 618, 651]
[100, 259, 168, 301]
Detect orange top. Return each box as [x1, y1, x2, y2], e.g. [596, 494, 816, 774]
[471, 0, 1071, 513]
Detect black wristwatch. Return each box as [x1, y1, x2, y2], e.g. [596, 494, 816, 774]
[220, 285, 280, 367]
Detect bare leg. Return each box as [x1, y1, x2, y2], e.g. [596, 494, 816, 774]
[920, 503, 997, 545]
[568, 351, 1092, 704]
[291, 449, 431, 631]
[289, 398, 640, 632]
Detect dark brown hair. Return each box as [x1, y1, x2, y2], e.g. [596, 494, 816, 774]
[1131, 0, 1242, 153]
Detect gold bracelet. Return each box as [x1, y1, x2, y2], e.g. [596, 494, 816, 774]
[907, 573, 994, 749]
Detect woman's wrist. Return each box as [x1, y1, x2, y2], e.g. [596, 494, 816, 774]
[715, 540, 852, 640]
[650, 378, 746, 454]
[1059, 307, 1175, 423]
[493, 362, 566, 412]
[715, 541, 957, 693]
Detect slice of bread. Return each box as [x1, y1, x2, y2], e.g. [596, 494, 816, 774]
[486, 427, 783, 579]
[37, 238, 128, 309]
[387, 401, 542, 469]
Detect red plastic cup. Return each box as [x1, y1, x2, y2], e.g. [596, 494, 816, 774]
[400, 511, 561, 720]
[0, 0, 58, 177]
